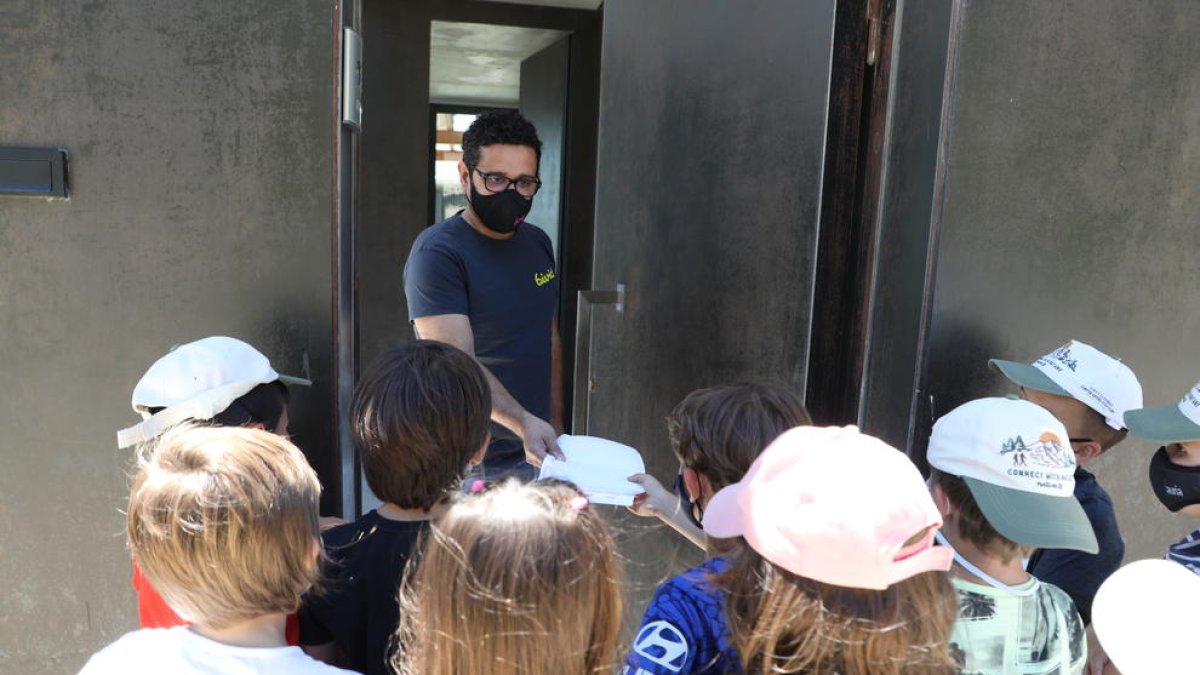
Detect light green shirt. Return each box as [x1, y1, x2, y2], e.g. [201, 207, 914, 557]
[949, 577, 1086, 674]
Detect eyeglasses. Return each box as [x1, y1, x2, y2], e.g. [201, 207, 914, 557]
[472, 168, 542, 197]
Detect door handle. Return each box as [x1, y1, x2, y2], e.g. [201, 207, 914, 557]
[572, 283, 625, 434]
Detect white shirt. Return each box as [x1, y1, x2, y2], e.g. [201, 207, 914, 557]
[79, 626, 355, 675]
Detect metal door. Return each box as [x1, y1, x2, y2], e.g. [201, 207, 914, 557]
[577, 0, 838, 613]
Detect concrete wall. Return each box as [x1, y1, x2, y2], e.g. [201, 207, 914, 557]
[0, 2, 335, 671]
[922, 0, 1200, 563]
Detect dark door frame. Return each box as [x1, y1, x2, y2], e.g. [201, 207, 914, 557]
[806, 0, 897, 427]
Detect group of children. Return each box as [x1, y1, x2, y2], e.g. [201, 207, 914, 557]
[78, 334, 1200, 674]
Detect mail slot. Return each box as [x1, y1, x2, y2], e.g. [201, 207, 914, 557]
[0, 147, 68, 198]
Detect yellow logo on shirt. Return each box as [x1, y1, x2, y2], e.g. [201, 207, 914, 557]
[534, 268, 556, 287]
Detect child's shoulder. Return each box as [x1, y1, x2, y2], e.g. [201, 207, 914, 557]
[322, 510, 429, 551]
[658, 557, 730, 602]
[80, 627, 356, 675]
[79, 627, 188, 673]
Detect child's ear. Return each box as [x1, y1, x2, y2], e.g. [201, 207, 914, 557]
[468, 433, 491, 467]
[682, 466, 704, 503]
[930, 482, 953, 518]
[1074, 441, 1103, 464]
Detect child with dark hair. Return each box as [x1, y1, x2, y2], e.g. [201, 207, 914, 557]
[117, 336, 312, 631]
[623, 382, 812, 672]
[627, 382, 812, 548]
[298, 340, 491, 675]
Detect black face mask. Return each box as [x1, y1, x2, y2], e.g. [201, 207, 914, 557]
[468, 182, 532, 235]
[674, 473, 704, 529]
[1148, 446, 1200, 512]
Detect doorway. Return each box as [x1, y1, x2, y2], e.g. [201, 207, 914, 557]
[357, 0, 602, 513]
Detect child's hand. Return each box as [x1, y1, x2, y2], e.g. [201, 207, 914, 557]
[626, 473, 674, 518]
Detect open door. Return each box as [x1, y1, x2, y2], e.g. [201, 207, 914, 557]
[578, 0, 839, 615]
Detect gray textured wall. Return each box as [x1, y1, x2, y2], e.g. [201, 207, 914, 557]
[923, 0, 1200, 564]
[0, 2, 335, 671]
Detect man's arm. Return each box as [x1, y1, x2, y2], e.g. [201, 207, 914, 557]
[413, 314, 563, 464]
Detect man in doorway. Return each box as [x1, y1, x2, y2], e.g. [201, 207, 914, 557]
[404, 110, 563, 477]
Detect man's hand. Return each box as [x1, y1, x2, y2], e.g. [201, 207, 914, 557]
[517, 412, 563, 465]
[626, 473, 674, 518]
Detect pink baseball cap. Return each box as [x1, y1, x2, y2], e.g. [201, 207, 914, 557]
[703, 425, 953, 590]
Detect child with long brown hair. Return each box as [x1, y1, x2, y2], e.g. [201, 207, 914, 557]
[392, 479, 623, 675]
[626, 424, 958, 674]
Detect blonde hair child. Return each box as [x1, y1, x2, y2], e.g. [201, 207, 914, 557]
[393, 479, 622, 675]
[80, 425, 352, 674]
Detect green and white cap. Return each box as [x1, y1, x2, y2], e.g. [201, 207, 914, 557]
[989, 340, 1143, 431]
[1124, 380, 1200, 444]
[927, 397, 1097, 554]
[116, 336, 311, 448]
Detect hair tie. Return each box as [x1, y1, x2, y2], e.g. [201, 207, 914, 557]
[569, 495, 589, 511]
[470, 479, 486, 494]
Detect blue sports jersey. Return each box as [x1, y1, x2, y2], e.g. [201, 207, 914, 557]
[623, 558, 741, 675]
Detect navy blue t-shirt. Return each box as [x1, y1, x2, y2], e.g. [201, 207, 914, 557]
[403, 214, 559, 465]
[1026, 467, 1123, 625]
[623, 558, 742, 675]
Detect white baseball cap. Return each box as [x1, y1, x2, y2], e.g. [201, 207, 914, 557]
[1092, 559, 1200, 674]
[989, 340, 1143, 430]
[703, 425, 953, 590]
[927, 397, 1097, 553]
[1124, 379, 1200, 444]
[116, 336, 311, 448]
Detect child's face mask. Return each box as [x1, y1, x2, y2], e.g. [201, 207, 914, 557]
[674, 472, 705, 529]
[1148, 446, 1200, 512]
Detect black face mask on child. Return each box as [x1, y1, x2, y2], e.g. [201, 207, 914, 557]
[674, 473, 705, 529]
[1148, 446, 1200, 512]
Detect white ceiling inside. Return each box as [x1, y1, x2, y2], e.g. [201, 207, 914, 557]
[429, 21, 571, 106]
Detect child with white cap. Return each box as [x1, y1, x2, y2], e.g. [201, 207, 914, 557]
[927, 397, 1096, 674]
[117, 336, 313, 632]
[624, 425, 957, 675]
[1125, 379, 1200, 572]
[1089, 558, 1200, 675]
[989, 339, 1143, 624]
[1080, 380, 1200, 675]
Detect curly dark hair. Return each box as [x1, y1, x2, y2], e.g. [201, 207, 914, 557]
[461, 110, 543, 169]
